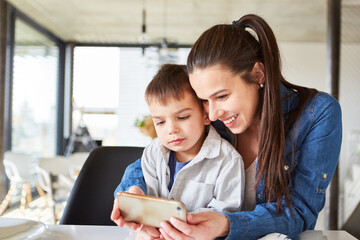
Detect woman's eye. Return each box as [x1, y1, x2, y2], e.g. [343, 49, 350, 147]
[178, 115, 190, 120]
[217, 94, 228, 100]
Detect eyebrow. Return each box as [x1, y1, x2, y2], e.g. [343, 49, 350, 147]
[152, 107, 192, 119]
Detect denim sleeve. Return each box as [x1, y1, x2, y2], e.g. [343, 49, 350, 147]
[113, 158, 147, 198]
[223, 94, 342, 240]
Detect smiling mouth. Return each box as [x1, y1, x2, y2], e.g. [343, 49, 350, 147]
[223, 114, 238, 125]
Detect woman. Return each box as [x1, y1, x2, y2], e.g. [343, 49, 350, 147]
[112, 14, 342, 239]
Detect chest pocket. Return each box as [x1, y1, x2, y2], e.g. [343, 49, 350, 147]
[180, 180, 215, 212]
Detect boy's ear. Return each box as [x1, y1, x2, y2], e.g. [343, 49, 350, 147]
[204, 113, 211, 125]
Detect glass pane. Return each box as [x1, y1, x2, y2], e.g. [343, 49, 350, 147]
[339, 4, 360, 226]
[72, 47, 120, 147]
[73, 47, 119, 109]
[117, 47, 190, 146]
[11, 18, 59, 157]
[72, 46, 190, 147]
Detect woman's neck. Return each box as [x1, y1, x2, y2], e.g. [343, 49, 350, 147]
[236, 119, 260, 169]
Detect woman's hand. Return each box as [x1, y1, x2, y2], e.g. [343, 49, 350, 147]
[159, 211, 230, 240]
[110, 186, 145, 230]
[136, 225, 161, 240]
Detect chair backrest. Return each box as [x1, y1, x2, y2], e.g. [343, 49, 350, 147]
[60, 146, 144, 225]
[3, 151, 39, 184]
[35, 166, 52, 193]
[38, 155, 70, 176]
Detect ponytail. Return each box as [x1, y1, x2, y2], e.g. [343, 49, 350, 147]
[238, 15, 290, 214]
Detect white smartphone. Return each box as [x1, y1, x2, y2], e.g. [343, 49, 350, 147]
[116, 192, 187, 228]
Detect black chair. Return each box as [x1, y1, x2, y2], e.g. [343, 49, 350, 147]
[60, 146, 144, 225]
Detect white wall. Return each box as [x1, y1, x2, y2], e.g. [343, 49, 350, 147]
[280, 42, 327, 92]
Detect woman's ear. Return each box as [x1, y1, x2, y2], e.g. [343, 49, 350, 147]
[251, 62, 265, 85]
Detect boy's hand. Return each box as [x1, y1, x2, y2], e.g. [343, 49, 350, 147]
[128, 185, 145, 195]
[111, 198, 142, 230]
[110, 185, 146, 230]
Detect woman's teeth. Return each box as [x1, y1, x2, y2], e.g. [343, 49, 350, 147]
[223, 115, 238, 124]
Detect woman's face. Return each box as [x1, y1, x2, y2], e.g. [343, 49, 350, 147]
[189, 64, 261, 134]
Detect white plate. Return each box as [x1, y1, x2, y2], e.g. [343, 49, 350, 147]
[0, 218, 47, 240]
[258, 233, 291, 240]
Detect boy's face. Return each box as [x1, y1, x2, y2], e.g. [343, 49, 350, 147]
[149, 91, 210, 161]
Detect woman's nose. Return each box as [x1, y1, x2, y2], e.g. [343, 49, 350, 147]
[208, 102, 224, 121]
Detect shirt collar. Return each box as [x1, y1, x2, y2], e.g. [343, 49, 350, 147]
[195, 125, 222, 160]
[280, 83, 297, 116]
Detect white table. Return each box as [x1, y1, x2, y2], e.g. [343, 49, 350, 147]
[0, 217, 357, 240]
[37, 225, 136, 240]
[298, 230, 357, 240]
[40, 225, 357, 240]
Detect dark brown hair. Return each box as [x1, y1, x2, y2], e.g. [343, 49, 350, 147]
[187, 14, 316, 213]
[145, 64, 202, 108]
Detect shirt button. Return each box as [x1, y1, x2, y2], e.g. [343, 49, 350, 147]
[257, 194, 262, 199]
[284, 165, 289, 171]
[322, 173, 327, 179]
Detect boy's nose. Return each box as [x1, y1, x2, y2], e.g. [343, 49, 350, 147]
[169, 128, 180, 135]
[168, 122, 180, 134]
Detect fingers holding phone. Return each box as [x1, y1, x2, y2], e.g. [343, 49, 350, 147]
[111, 197, 142, 230]
[128, 185, 145, 195]
[111, 185, 146, 229]
[110, 198, 121, 225]
[116, 192, 187, 228]
[136, 225, 161, 240]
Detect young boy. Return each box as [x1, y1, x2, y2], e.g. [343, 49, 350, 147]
[134, 64, 244, 213]
[111, 64, 244, 235]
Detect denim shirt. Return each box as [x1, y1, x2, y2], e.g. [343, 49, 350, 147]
[114, 84, 342, 240]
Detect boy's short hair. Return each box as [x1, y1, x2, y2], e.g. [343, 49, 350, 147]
[145, 64, 202, 107]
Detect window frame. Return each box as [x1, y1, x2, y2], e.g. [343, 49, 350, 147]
[4, 5, 66, 155]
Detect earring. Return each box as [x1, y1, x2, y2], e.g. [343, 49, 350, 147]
[259, 83, 264, 88]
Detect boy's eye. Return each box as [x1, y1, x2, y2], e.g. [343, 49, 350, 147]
[156, 121, 165, 126]
[178, 115, 190, 120]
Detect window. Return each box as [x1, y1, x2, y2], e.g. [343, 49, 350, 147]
[72, 46, 190, 147]
[11, 18, 59, 157]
